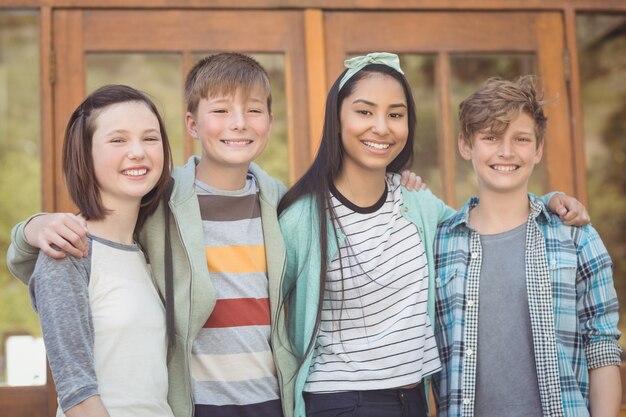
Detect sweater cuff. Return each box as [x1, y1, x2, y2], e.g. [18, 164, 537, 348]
[11, 214, 46, 254]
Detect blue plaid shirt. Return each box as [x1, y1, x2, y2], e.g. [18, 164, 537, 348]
[432, 194, 621, 417]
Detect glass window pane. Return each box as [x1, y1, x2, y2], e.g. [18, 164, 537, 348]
[577, 13, 626, 351]
[191, 53, 289, 185]
[401, 54, 442, 199]
[86, 53, 185, 165]
[449, 54, 544, 206]
[0, 10, 44, 387]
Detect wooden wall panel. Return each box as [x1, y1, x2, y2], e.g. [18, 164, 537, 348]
[564, 7, 588, 203]
[304, 9, 326, 158]
[40, 6, 55, 213]
[52, 10, 85, 213]
[2, 0, 626, 11]
[0, 387, 49, 417]
[82, 10, 301, 51]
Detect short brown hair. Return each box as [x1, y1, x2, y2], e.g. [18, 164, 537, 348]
[459, 75, 547, 147]
[63, 84, 173, 234]
[184, 52, 272, 115]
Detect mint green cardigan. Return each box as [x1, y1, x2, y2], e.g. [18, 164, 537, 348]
[278, 179, 456, 417]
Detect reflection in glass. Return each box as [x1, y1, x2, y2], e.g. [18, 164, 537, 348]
[86, 54, 184, 165]
[401, 55, 442, 199]
[449, 54, 544, 206]
[191, 53, 289, 185]
[577, 13, 626, 350]
[0, 11, 43, 386]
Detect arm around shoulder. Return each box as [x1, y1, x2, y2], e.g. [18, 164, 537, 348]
[575, 225, 622, 372]
[412, 188, 457, 224]
[8, 212, 90, 286]
[7, 216, 42, 284]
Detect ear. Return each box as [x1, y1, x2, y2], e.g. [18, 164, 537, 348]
[534, 140, 544, 164]
[458, 134, 472, 161]
[185, 112, 198, 138]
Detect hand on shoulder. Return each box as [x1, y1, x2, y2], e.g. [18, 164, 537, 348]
[25, 213, 89, 259]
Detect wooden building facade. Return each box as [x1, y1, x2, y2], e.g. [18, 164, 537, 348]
[1, 1, 625, 415]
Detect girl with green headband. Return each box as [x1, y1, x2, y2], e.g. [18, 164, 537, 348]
[277, 52, 588, 417]
[278, 52, 446, 417]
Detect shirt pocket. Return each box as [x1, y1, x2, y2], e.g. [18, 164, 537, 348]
[434, 267, 462, 363]
[549, 252, 578, 336]
[434, 267, 460, 328]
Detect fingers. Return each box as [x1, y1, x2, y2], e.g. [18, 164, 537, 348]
[406, 172, 418, 189]
[39, 242, 68, 259]
[400, 170, 410, 186]
[400, 170, 426, 191]
[562, 208, 591, 226]
[417, 176, 427, 190]
[45, 224, 89, 258]
[28, 213, 89, 258]
[559, 201, 591, 227]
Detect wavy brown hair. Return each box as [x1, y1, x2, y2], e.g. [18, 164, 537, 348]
[459, 75, 547, 148]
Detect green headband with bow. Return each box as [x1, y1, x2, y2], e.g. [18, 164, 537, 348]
[339, 52, 404, 90]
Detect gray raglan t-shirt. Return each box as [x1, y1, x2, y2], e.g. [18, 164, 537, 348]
[29, 235, 174, 417]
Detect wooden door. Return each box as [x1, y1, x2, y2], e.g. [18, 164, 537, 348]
[322, 11, 572, 207]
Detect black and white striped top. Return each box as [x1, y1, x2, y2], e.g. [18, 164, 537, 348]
[304, 175, 441, 392]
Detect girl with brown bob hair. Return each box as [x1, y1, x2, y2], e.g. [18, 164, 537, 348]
[28, 84, 175, 417]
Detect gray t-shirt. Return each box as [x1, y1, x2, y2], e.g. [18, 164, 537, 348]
[473, 223, 543, 417]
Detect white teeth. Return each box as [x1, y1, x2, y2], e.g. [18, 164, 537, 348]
[363, 141, 390, 150]
[222, 140, 252, 145]
[492, 165, 517, 172]
[124, 169, 147, 176]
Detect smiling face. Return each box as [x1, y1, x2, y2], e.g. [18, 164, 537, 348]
[91, 101, 164, 210]
[338, 72, 409, 180]
[459, 110, 543, 197]
[185, 84, 272, 184]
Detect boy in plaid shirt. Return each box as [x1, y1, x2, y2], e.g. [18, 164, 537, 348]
[432, 76, 621, 417]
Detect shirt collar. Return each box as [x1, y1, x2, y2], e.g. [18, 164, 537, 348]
[528, 192, 554, 223]
[448, 193, 553, 231]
